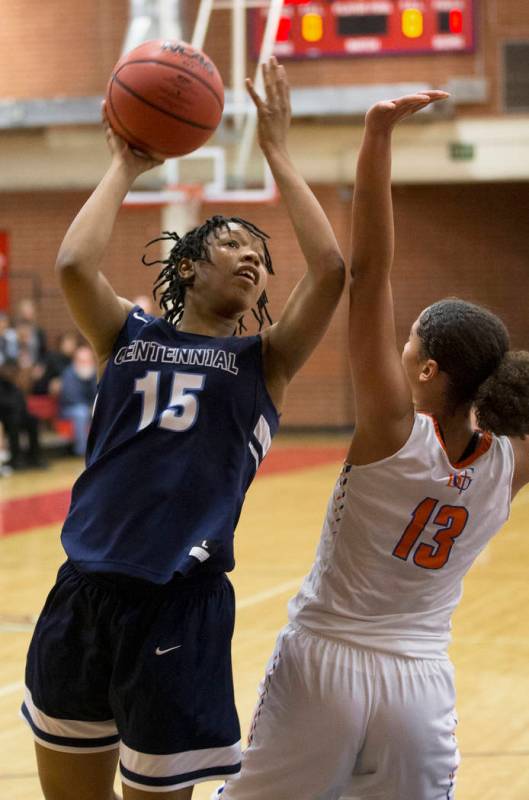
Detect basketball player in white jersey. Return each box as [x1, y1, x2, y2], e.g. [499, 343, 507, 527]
[212, 91, 529, 799]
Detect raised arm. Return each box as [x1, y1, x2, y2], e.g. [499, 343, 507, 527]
[55, 120, 163, 372]
[246, 58, 345, 405]
[347, 92, 449, 464]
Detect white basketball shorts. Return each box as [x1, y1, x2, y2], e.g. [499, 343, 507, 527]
[215, 622, 459, 800]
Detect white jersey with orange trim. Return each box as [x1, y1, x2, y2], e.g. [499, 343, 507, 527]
[289, 413, 514, 659]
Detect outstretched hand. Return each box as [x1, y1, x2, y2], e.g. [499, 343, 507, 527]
[365, 90, 450, 134]
[101, 101, 165, 176]
[246, 56, 291, 153]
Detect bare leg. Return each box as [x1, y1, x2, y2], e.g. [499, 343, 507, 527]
[122, 784, 193, 799]
[35, 742, 120, 800]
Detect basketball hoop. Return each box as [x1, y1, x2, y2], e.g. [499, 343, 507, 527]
[123, 183, 204, 208]
[120, 1, 282, 210]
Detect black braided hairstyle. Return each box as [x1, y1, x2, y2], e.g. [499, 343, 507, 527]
[142, 215, 274, 334]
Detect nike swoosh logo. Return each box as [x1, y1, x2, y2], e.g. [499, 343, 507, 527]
[155, 645, 182, 656]
[133, 312, 150, 323]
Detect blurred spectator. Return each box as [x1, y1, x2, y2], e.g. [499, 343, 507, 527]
[15, 318, 39, 365]
[59, 346, 97, 456]
[0, 311, 17, 365]
[11, 320, 42, 395]
[32, 331, 79, 396]
[133, 294, 156, 316]
[15, 298, 47, 359]
[0, 360, 47, 469]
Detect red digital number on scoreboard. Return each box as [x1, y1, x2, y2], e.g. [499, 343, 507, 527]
[253, 1, 475, 59]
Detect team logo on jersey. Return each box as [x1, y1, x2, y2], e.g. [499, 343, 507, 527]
[188, 539, 220, 563]
[447, 468, 474, 494]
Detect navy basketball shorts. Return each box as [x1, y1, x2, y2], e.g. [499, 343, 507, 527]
[21, 560, 241, 792]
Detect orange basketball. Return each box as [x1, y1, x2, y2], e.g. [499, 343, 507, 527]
[105, 39, 224, 158]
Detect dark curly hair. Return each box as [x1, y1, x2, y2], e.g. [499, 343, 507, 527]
[475, 351, 529, 437]
[142, 215, 274, 334]
[417, 298, 529, 436]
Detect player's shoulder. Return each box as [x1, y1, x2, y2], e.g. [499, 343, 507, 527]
[121, 304, 160, 338]
[119, 297, 136, 315]
[127, 303, 156, 325]
[400, 412, 436, 451]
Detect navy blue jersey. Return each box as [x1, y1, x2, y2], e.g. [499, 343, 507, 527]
[61, 308, 279, 583]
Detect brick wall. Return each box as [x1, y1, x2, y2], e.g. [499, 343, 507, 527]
[0, 0, 127, 99]
[1, 182, 528, 427]
[392, 182, 529, 350]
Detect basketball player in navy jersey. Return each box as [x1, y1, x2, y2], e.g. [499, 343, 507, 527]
[212, 93, 529, 799]
[20, 58, 345, 800]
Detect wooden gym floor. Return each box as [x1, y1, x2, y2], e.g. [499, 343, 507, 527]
[1, 434, 529, 799]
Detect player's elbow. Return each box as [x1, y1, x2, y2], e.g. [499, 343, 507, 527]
[55, 248, 75, 275]
[317, 251, 346, 291]
[327, 254, 346, 298]
[55, 249, 89, 280]
[350, 253, 391, 280]
[330, 251, 347, 277]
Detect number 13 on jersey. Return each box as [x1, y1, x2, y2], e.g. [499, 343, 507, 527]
[393, 498, 469, 570]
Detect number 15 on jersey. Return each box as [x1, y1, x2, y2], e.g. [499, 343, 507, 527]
[135, 370, 206, 432]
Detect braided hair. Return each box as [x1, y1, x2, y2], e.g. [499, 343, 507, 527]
[142, 215, 274, 334]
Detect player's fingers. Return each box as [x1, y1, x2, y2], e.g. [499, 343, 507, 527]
[405, 104, 431, 117]
[423, 89, 451, 100]
[393, 91, 449, 110]
[389, 95, 433, 120]
[104, 124, 117, 145]
[105, 123, 130, 154]
[147, 154, 165, 167]
[392, 93, 432, 108]
[106, 123, 119, 141]
[269, 57, 287, 108]
[245, 77, 265, 110]
[131, 147, 149, 158]
[268, 56, 280, 76]
[131, 146, 165, 166]
[262, 59, 279, 107]
[277, 62, 288, 85]
[105, 129, 124, 158]
[406, 92, 450, 114]
[276, 64, 290, 109]
[412, 91, 450, 112]
[393, 102, 431, 121]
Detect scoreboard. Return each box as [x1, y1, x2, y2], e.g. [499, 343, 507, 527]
[253, 1, 475, 59]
